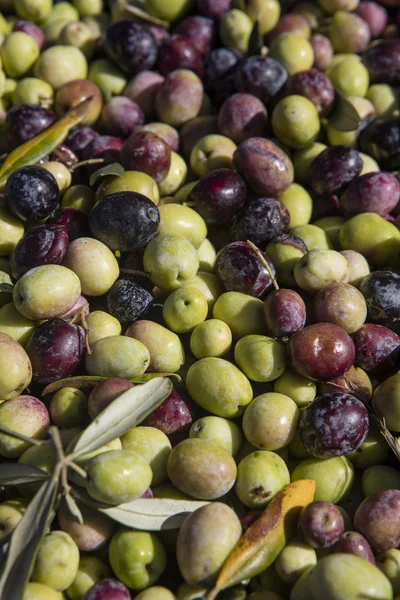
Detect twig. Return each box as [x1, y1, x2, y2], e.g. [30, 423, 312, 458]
[123, 0, 170, 28]
[80, 307, 92, 355]
[246, 239, 279, 291]
[71, 158, 105, 171]
[48, 427, 71, 499]
[0, 425, 44, 447]
[66, 460, 87, 480]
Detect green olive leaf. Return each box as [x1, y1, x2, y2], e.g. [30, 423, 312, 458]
[42, 373, 181, 396]
[0, 97, 92, 190]
[89, 162, 125, 188]
[0, 477, 58, 599]
[328, 95, 362, 132]
[64, 493, 84, 525]
[73, 488, 209, 530]
[68, 377, 173, 457]
[0, 463, 49, 486]
[248, 20, 263, 57]
[42, 376, 109, 395]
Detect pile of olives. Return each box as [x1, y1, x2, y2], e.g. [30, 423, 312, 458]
[0, 0, 400, 598]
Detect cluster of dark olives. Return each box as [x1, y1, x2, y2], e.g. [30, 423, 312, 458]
[0, 0, 400, 598]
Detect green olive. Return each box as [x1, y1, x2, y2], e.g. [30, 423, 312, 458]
[313, 216, 346, 250]
[235, 335, 287, 382]
[362, 465, 400, 497]
[247, 0, 280, 35]
[359, 152, 380, 175]
[86, 449, 153, 504]
[293, 143, 327, 186]
[62, 237, 119, 296]
[44, 18, 72, 44]
[125, 319, 185, 373]
[143, 235, 199, 291]
[0, 302, 36, 346]
[190, 134, 236, 177]
[85, 336, 150, 378]
[50, 387, 87, 428]
[43, 162, 71, 193]
[272, 95, 320, 149]
[158, 152, 187, 197]
[275, 540, 317, 584]
[15, 0, 52, 22]
[189, 416, 242, 456]
[1, 32, 39, 78]
[86, 310, 121, 345]
[180, 272, 223, 315]
[34, 46, 88, 90]
[62, 185, 95, 214]
[158, 204, 207, 249]
[367, 84, 399, 119]
[339, 212, 400, 267]
[144, 0, 194, 22]
[190, 319, 232, 359]
[121, 426, 171, 486]
[213, 292, 266, 339]
[274, 367, 316, 408]
[290, 224, 333, 250]
[219, 9, 253, 55]
[311, 554, 392, 600]
[186, 357, 253, 418]
[12, 78, 54, 107]
[243, 392, 299, 451]
[328, 56, 369, 98]
[163, 287, 208, 334]
[44, 1, 79, 24]
[269, 33, 314, 76]
[291, 456, 354, 503]
[197, 238, 216, 273]
[88, 59, 127, 99]
[101, 171, 159, 205]
[278, 183, 313, 229]
[235, 450, 290, 508]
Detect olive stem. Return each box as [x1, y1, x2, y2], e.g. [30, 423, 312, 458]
[0, 424, 44, 446]
[246, 239, 279, 291]
[80, 307, 92, 355]
[48, 426, 72, 501]
[67, 460, 87, 480]
[122, 0, 170, 29]
[71, 158, 105, 171]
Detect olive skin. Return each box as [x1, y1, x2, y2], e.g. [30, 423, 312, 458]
[89, 192, 160, 252]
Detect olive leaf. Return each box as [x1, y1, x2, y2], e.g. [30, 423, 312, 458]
[0, 97, 92, 190]
[42, 373, 181, 396]
[207, 481, 316, 600]
[248, 20, 264, 57]
[0, 477, 58, 599]
[64, 493, 84, 525]
[69, 377, 173, 457]
[328, 95, 362, 132]
[0, 463, 49, 486]
[73, 488, 209, 531]
[89, 162, 125, 187]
